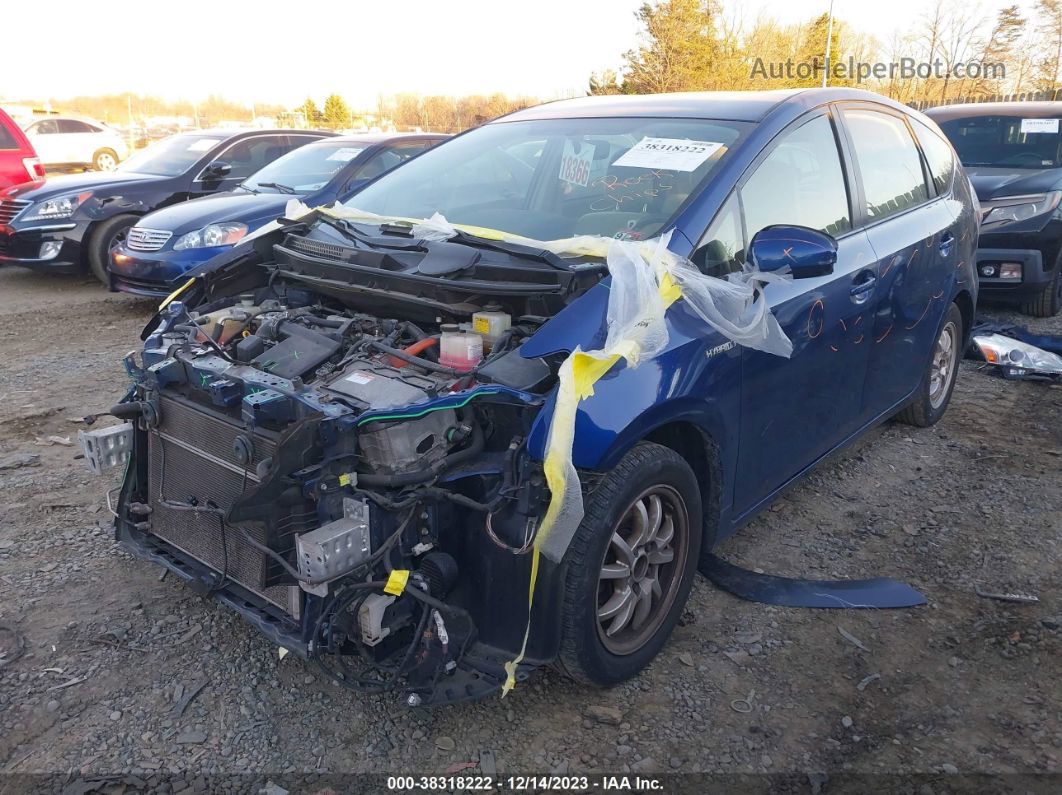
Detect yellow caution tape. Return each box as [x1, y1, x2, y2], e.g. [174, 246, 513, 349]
[502, 263, 684, 697]
[159, 277, 196, 311]
[384, 569, 410, 596]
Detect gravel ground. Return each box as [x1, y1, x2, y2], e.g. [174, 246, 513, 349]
[0, 266, 1059, 789]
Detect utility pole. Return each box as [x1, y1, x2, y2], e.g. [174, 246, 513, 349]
[822, 0, 835, 88]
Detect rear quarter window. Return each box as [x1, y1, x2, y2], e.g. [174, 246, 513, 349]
[913, 119, 957, 195]
[0, 124, 17, 149]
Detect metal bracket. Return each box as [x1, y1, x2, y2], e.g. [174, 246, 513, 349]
[78, 422, 134, 475]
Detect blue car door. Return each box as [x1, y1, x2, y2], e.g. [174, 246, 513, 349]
[838, 106, 959, 415]
[718, 111, 880, 517]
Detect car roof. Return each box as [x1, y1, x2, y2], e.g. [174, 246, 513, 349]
[315, 132, 449, 145]
[498, 88, 915, 123]
[188, 128, 337, 140]
[924, 101, 1062, 120]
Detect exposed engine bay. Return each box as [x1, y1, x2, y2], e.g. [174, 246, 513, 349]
[108, 220, 605, 705]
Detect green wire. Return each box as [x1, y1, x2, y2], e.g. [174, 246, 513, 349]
[352, 388, 501, 424]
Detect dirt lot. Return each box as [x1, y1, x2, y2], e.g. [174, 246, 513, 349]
[0, 265, 1059, 790]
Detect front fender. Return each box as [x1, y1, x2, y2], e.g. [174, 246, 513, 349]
[526, 303, 741, 494]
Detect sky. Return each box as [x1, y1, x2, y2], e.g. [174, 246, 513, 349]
[3, 0, 1006, 108]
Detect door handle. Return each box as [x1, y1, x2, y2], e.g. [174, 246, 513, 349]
[850, 272, 877, 300]
[939, 233, 955, 256]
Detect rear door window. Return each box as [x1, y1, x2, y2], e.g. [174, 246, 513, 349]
[57, 120, 95, 134]
[211, 135, 290, 180]
[843, 109, 929, 222]
[740, 114, 852, 242]
[28, 120, 59, 135]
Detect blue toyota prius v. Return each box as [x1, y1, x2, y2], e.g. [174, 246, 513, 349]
[95, 88, 977, 706]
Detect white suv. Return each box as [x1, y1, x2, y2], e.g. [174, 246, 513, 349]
[23, 116, 130, 171]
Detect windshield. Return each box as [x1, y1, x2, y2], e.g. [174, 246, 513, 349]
[118, 134, 223, 176]
[937, 115, 1062, 169]
[343, 117, 748, 241]
[242, 141, 365, 193]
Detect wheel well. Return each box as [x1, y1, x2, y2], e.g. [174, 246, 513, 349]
[644, 421, 721, 551]
[953, 288, 974, 343]
[82, 213, 140, 267]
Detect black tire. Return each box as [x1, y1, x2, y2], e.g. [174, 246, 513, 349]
[92, 148, 119, 171]
[1019, 267, 1062, 318]
[896, 302, 964, 427]
[556, 441, 702, 686]
[86, 214, 137, 287]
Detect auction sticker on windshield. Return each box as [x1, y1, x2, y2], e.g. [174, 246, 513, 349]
[1020, 118, 1059, 134]
[327, 147, 365, 162]
[558, 140, 593, 187]
[612, 137, 725, 171]
[187, 139, 216, 152]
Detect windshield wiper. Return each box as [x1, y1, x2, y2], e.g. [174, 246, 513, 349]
[445, 229, 602, 272]
[257, 181, 297, 195]
[318, 214, 601, 273]
[237, 183, 259, 194]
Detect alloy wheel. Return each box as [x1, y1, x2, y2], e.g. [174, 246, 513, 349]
[96, 153, 118, 171]
[929, 320, 958, 409]
[596, 485, 689, 655]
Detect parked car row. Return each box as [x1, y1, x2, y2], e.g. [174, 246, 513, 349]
[926, 101, 1062, 317]
[3, 95, 1062, 320]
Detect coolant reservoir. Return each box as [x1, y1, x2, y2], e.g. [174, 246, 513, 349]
[472, 304, 511, 351]
[439, 323, 483, 371]
[196, 295, 259, 345]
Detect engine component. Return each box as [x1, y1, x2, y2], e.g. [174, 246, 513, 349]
[476, 348, 552, 391]
[296, 498, 372, 596]
[439, 324, 483, 371]
[472, 304, 511, 351]
[358, 410, 457, 475]
[358, 593, 396, 646]
[252, 322, 342, 379]
[325, 361, 436, 409]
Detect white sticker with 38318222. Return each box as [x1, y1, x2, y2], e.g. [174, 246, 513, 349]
[612, 137, 725, 171]
[558, 140, 594, 187]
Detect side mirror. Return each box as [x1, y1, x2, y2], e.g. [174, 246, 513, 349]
[749, 225, 837, 279]
[202, 160, 232, 179]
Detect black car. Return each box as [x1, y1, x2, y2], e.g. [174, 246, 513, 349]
[0, 128, 334, 284]
[928, 102, 1062, 316]
[109, 133, 447, 297]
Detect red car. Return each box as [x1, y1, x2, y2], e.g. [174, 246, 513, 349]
[0, 109, 45, 190]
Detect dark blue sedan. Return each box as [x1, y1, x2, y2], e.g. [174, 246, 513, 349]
[108, 133, 447, 296]
[107, 88, 979, 703]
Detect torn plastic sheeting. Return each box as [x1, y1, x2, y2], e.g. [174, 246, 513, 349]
[700, 554, 927, 609]
[502, 230, 793, 696]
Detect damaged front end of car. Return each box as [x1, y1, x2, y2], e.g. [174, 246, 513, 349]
[102, 216, 609, 706]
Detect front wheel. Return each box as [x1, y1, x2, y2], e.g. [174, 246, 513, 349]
[556, 441, 701, 686]
[93, 148, 119, 171]
[896, 302, 963, 427]
[1020, 267, 1062, 318]
[86, 214, 137, 287]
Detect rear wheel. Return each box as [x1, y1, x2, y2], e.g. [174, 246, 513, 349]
[1020, 267, 1062, 317]
[896, 302, 963, 427]
[86, 214, 137, 287]
[93, 148, 119, 171]
[556, 442, 701, 686]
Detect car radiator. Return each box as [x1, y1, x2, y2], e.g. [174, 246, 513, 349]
[147, 394, 303, 617]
